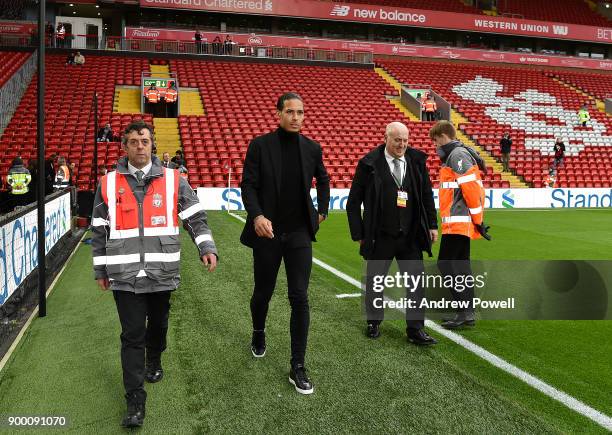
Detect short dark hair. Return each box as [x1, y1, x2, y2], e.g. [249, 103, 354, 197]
[276, 92, 303, 111]
[429, 120, 456, 141]
[122, 120, 155, 146]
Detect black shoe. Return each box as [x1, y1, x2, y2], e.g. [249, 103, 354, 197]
[251, 330, 266, 358]
[407, 329, 437, 346]
[145, 363, 164, 383]
[441, 312, 476, 329]
[366, 323, 380, 339]
[121, 395, 145, 428]
[289, 364, 314, 395]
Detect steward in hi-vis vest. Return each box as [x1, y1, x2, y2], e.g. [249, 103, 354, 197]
[90, 121, 217, 429]
[430, 120, 490, 331]
[7, 157, 31, 195]
[145, 85, 159, 104]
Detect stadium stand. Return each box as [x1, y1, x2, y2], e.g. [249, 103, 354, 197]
[0, 53, 152, 189]
[0, 51, 31, 87]
[547, 70, 612, 101]
[1, 52, 608, 190]
[171, 59, 509, 188]
[377, 58, 612, 188]
[328, 0, 482, 14]
[494, 0, 609, 26]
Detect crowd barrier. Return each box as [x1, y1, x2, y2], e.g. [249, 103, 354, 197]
[0, 190, 72, 307]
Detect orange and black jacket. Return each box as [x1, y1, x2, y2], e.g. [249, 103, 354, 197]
[438, 141, 486, 239]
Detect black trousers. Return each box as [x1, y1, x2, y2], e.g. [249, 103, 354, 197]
[113, 290, 171, 403]
[437, 234, 474, 313]
[250, 231, 312, 367]
[365, 232, 425, 331]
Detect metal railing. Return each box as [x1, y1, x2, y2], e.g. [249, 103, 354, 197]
[0, 50, 37, 136]
[0, 34, 374, 65]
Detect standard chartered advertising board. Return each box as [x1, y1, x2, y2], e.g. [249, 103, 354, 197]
[197, 187, 612, 211]
[0, 192, 71, 306]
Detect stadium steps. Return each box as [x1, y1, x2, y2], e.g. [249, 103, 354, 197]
[375, 67, 420, 122]
[153, 118, 181, 156]
[179, 89, 205, 115]
[551, 77, 606, 115]
[451, 111, 529, 188]
[388, 97, 420, 122]
[150, 64, 171, 78]
[378, 63, 527, 188]
[113, 86, 141, 113]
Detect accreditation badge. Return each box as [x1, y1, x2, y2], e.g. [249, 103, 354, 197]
[151, 215, 167, 226]
[397, 190, 408, 208]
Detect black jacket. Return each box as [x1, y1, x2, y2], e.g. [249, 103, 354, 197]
[240, 128, 330, 248]
[346, 145, 438, 258]
[554, 142, 565, 158]
[500, 137, 512, 154]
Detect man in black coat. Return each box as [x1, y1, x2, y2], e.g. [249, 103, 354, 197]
[240, 92, 330, 395]
[347, 122, 438, 345]
[500, 132, 512, 172]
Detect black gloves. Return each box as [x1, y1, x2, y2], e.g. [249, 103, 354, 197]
[475, 223, 491, 241]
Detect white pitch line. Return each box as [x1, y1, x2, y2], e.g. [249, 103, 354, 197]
[335, 293, 362, 299]
[227, 210, 612, 431]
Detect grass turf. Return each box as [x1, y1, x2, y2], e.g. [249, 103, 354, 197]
[0, 209, 609, 433]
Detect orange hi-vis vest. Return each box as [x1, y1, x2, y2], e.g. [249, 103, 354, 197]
[438, 148, 485, 239]
[53, 165, 71, 189]
[146, 88, 160, 103]
[165, 88, 178, 103]
[95, 167, 186, 281]
[101, 168, 180, 240]
[425, 101, 437, 112]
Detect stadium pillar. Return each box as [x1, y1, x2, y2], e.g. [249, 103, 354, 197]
[37, 0, 46, 317]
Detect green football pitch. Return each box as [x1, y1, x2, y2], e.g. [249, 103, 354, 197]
[0, 209, 611, 433]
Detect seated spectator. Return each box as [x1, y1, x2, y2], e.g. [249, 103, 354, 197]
[97, 123, 115, 142]
[171, 149, 185, 166]
[66, 52, 75, 65]
[161, 152, 176, 168]
[74, 52, 85, 66]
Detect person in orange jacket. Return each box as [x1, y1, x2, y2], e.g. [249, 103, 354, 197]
[145, 85, 159, 104]
[430, 121, 490, 329]
[165, 82, 179, 117]
[424, 95, 437, 121]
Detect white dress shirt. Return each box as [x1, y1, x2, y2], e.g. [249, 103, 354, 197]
[128, 161, 152, 179]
